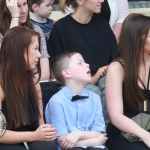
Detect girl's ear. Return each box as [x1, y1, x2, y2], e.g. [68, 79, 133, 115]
[62, 69, 72, 78]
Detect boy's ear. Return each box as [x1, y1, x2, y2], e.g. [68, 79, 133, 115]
[62, 69, 71, 78]
[32, 3, 39, 12]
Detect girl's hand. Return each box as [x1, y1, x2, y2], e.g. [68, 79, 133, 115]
[33, 124, 57, 141]
[6, 0, 20, 18]
[139, 129, 150, 148]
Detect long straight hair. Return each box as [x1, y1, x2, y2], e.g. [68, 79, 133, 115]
[114, 13, 150, 111]
[0, 0, 33, 35]
[0, 26, 41, 129]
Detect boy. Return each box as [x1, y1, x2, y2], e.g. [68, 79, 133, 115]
[45, 51, 108, 150]
[29, 0, 55, 43]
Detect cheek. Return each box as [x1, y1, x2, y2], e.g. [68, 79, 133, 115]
[144, 39, 150, 51]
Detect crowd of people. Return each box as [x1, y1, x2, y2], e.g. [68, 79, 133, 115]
[1, 0, 150, 150]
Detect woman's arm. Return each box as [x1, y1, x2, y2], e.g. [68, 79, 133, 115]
[0, 124, 56, 144]
[6, 0, 20, 28]
[33, 25, 50, 80]
[106, 62, 150, 147]
[89, 66, 108, 84]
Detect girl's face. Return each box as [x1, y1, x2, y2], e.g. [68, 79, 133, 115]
[82, 0, 104, 14]
[24, 36, 41, 70]
[17, 0, 28, 24]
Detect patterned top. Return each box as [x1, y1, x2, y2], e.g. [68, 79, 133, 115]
[0, 24, 49, 58]
[31, 18, 54, 41]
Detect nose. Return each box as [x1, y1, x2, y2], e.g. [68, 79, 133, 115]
[86, 63, 89, 67]
[20, 6, 27, 13]
[50, 5, 53, 11]
[37, 51, 41, 58]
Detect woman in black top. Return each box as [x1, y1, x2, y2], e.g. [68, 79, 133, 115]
[106, 13, 150, 150]
[0, 26, 57, 150]
[48, 0, 118, 124]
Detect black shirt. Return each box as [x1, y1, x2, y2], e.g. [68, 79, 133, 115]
[48, 15, 117, 76]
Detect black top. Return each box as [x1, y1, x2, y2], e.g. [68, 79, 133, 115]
[48, 15, 117, 76]
[2, 89, 39, 131]
[118, 60, 150, 115]
[100, 0, 111, 22]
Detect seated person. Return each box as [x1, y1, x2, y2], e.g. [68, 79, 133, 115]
[106, 13, 150, 150]
[0, 26, 57, 150]
[45, 51, 108, 150]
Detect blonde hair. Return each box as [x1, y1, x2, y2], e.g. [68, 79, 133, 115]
[59, 0, 77, 13]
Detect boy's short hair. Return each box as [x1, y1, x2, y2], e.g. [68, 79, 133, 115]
[50, 51, 79, 85]
[28, 0, 44, 13]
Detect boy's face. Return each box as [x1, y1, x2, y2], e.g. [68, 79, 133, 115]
[67, 53, 91, 84]
[36, 0, 53, 18]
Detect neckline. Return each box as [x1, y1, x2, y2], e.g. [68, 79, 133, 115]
[139, 58, 150, 90]
[68, 14, 95, 26]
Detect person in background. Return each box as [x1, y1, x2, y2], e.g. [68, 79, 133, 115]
[0, 26, 57, 150]
[65, 0, 129, 43]
[106, 13, 150, 150]
[48, 0, 118, 124]
[0, 0, 50, 80]
[29, 0, 55, 44]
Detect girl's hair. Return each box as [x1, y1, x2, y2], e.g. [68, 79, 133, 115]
[0, 0, 33, 35]
[0, 26, 41, 129]
[114, 13, 150, 111]
[59, 0, 78, 13]
[28, 0, 44, 13]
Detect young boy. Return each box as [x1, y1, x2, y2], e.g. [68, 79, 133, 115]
[29, 0, 55, 43]
[45, 51, 108, 150]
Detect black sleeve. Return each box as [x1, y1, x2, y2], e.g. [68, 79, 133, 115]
[47, 25, 63, 60]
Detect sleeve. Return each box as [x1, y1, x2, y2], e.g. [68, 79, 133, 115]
[115, 0, 129, 24]
[0, 32, 3, 44]
[46, 99, 68, 136]
[33, 25, 50, 58]
[90, 96, 106, 132]
[47, 25, 64, 60]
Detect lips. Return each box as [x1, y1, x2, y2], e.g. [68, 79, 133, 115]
[87, 69, 91, 74]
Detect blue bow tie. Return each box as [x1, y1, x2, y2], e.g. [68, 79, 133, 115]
[71, 95, 89, 101]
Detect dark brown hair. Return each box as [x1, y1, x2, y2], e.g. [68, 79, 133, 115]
[50, 51, 78, 85]
[114, 13, 150, 111]
[0, 26, 41, 129]
[0, 0, 33, 35]
[28, 0, 44, 13]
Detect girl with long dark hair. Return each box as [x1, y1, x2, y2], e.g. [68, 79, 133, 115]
[0, 26, 57, 150]
[106, 13, 150, 149]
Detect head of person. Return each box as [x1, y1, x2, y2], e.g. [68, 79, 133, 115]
[59, 0, 104, 14]
[29, 0, 53, 18]
[0, 26, 41, 129]
[0, 0, 32, 35]
[115, 13, 150, 111]
[50, 51, 91, 86]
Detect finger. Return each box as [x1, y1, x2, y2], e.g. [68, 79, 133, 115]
[45, 131, 57, 136]
[43, 128, 57, 133]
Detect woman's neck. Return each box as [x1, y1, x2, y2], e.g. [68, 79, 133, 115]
[71, 7, 92, 24]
